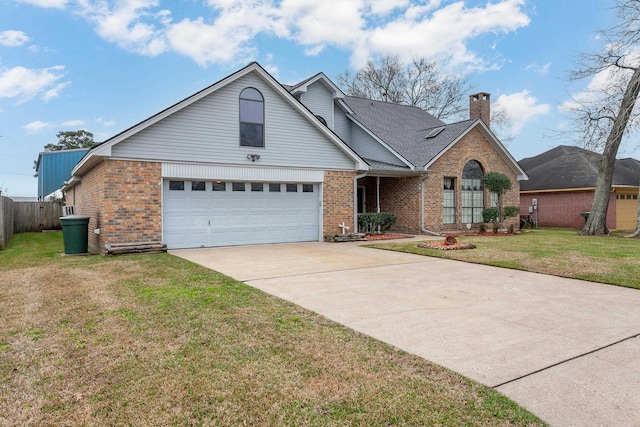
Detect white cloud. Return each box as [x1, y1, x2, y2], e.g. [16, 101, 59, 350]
[0, 30, 30, 47]
[525, 62, 551, 76]
[96, 117, 116, 126]
[360, 0, 530, 71]
[26, 0, 530, 71]
[166, 17, 255, 66]
[559, 46, 640, 114]
[61, 119, 86, 127]
[78, 0, 167, 56]
[0, 65, 68, 103]
[16, 0, 67, 8]
[494, 90, 550, 135]
[23, 120, 52, 133]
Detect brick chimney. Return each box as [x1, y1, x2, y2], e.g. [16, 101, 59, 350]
[469, 92, 490, 127]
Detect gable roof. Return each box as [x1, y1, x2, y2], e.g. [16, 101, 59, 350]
[71, 62, 368, 177]
[343, 96, 527, 179]
[343, 97, 445, 169]
[519, 145, 640, 191]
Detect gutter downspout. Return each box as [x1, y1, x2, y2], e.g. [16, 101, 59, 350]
[420, 173, 440, 236]
[354, 171, 368, 233]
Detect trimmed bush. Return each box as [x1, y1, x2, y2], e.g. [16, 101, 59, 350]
[358, 212, 397, 234]
[481, 207, 500, 223]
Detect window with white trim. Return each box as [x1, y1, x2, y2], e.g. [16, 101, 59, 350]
[239, 88, 264, 147]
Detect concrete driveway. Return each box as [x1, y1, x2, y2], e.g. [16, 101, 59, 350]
[171, 239, 640, 427]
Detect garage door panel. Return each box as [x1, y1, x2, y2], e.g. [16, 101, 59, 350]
[163, 180, 320, 248]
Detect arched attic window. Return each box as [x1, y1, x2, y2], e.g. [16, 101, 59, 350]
[239, 87, 264, 147]
[461, 160, 484, 223]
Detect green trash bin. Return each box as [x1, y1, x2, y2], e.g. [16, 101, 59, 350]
[60, 215, 90, 254]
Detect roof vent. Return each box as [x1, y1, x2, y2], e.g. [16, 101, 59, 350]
[425, 127, 444, 139]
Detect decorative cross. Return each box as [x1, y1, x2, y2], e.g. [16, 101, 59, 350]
[338, 222, 350, 234]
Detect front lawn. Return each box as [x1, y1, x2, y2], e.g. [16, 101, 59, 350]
[369, 229, 640, 289]
[0, 232, 545, 426]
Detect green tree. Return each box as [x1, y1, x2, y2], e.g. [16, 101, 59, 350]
[44, 130, 96, 151]
[33, 130, 97, 178]
[483, 171, 512, 223]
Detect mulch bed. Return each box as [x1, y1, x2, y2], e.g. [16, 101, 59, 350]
[417, 241, 477, 250]
[364, 234, 415, 241]
[418, 234, 476, 250]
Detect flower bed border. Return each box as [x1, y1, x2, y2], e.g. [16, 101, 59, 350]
[417, 242, 477, 251]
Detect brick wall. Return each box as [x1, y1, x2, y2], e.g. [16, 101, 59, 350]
[379, 176, 422, 233]
[423, 127, 520, 232]
[323, 170, 356, 238]
[75, 161, 107, 252]
[520, 190, 616, 229]
[74, 160, 162, 253]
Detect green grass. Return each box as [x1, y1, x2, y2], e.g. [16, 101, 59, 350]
[0, 232, 546, 426]
[368, 229, 640, 289]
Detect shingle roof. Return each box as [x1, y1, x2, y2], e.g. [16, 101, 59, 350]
[344, 96, 462, 167]
[519, 145, 640, 191]
[362, 158, 412, 171]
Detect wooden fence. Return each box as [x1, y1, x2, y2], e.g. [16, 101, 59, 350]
[0, 196, 14, 251]
[0, 197, 62, 250]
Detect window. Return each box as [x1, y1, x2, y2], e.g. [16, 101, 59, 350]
[302, 184, 314, 193]
[461, 160, 484, 223]
[169, 181, 184, 191]
[269, 183, 281, 192]
[232, 182, 246, 192]
[212, 182, 226, 191]
[239, 88, 264, 147]
[286, 184, 298, 192]
[634, 195, 638, 200]
[315, 115, 327, 126]
[251, 183, 264, 192]
[443, 177, 455, 224]
[192, 181, 206, 191]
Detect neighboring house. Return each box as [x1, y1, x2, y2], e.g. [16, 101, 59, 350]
[36, 148, 89, 200]
[519, 145, 640, 230]
[64, 62, 526, 253]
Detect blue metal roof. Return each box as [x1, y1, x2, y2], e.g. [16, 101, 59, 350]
[36, 149, 89, 199]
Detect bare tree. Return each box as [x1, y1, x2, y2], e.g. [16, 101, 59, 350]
[565, 0, 640, 236]
[337, 55, 474, 121]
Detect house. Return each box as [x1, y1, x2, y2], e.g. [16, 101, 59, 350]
[36, 148, 90, 200]
[64, 62, 526, 253]
[519, 145, 640, 230]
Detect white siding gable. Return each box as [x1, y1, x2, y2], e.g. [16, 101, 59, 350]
[297, 81, 334, 129]
[334, 105, 351, 143]
[350, 123, 407, 167]
[111, 71, 355, 170]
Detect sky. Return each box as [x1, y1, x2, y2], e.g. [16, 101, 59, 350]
[0, 0, 631, 197]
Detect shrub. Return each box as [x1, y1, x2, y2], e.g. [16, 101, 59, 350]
[358, 212, 397, 234]
[492, 222, 500, 234]
[478, 223, 487, 234]
[481, 207, 500, 223]
[503, 205, 520, 218]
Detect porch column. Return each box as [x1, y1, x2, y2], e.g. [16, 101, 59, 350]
[376, 176, 381, 213]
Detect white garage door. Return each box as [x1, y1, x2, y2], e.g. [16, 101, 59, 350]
[163, 180, 320, 248]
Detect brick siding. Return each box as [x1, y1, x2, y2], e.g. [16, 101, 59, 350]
[423, 128, 520, 232]
[74, 160, 162, 253]
[520, 190, 616, 230]
[357, 129, 520, 234]
[323, 170, 357, 238]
